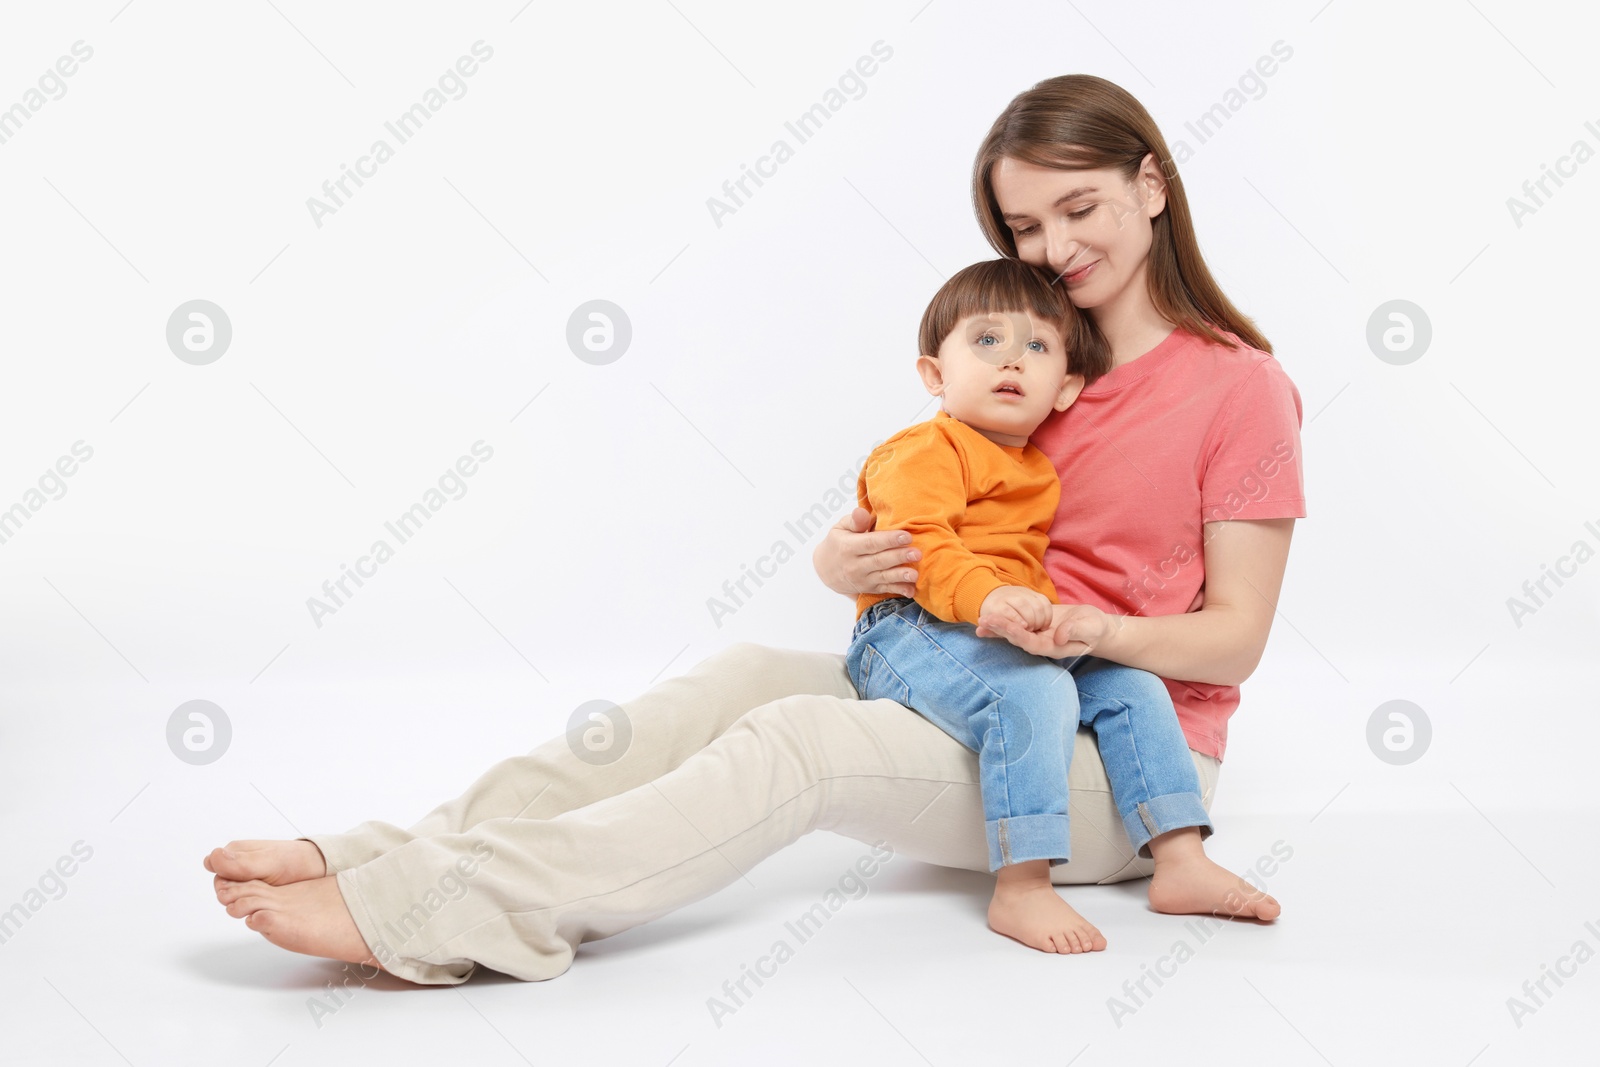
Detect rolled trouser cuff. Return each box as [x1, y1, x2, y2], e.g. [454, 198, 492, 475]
[1121, 792, 1213, 860]
[298, 824, 406, 876]
[333, 863, 478, 986]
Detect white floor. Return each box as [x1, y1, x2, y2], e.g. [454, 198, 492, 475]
[3, 666, 1596, 1066]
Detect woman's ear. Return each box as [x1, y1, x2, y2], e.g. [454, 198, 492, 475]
[915, 354, 945, 396]
[1138, 152, 1169, 218]
[1054, 373, 1086, 411]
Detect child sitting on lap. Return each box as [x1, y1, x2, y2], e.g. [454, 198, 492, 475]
[846, 258, 1274, 953]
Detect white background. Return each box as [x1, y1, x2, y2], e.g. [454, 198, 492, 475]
[1, 0, 1596, 1064]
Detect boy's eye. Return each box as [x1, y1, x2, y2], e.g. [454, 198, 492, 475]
[975, 332, 1044, 353]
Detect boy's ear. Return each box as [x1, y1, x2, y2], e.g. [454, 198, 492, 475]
[1053, 372, 1086, 411]
[914, 354, 944, 396]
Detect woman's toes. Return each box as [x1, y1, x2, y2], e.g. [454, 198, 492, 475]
[245, 908, 280, 936]
[209, 846, 265, 883]
[223, 882, 272, 918]
[225, 896, 258, 919]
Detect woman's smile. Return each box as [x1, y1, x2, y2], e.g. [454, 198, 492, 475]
[1062, 259, 1099, 286]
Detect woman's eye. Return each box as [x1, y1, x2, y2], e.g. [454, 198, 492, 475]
[1015, 225, 1038, 236]
[1068, 206, 1095, 219]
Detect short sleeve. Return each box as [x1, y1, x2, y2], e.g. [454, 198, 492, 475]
[1198, 356, 1306, 523]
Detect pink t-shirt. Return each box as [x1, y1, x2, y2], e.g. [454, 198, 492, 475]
[1029, 326, 1306, 761]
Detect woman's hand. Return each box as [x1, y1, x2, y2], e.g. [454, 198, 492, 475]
[975, 517, 1294, 685]
[812, 507, 921, 598]
[976, 603, 1118, 659]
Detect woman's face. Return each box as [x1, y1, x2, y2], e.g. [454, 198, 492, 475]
[991, 154, 1167, 312]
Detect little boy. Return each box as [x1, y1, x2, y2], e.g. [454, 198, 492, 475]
[846, 258, 1223, 953]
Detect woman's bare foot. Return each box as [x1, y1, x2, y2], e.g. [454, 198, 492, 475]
[204, 839, 327, 901]
[1146, 827, 1281, 921]
[216, 874, 385, 970]
[987, 860, 1107, 953]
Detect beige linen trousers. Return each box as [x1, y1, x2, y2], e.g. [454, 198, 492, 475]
[304, 642, 1220, 985]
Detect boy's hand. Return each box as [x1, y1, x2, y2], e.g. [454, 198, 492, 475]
[978, 586, 1054, 633]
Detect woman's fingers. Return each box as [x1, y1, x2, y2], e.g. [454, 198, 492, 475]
[980, 614, 1087, 659]
[871, 573, 917, 597]
[867, 528, 916, 557]
[834, 506, 874, 534]
[861, 540, 917, 595]
[982, 615, 1031, 648]
[825, 509, 909, 596]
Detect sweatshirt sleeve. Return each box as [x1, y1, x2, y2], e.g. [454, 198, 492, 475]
[860, 430, 1011, 625]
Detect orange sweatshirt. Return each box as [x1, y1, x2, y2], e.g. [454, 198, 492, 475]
[855, 409, 1060, 626]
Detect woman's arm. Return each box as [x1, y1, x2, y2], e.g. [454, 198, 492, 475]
[812, 507, 922, 599]
[976, 517, 1295, 687]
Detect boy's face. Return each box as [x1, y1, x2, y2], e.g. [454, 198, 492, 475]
[916, 310, 1083, 447]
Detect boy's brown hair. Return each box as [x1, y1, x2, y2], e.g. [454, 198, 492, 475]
[917, 258, 1111, 383]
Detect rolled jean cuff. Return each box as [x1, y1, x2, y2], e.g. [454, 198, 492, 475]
[1121, 792, 1214, 860]
[985, 813, 1071, 871]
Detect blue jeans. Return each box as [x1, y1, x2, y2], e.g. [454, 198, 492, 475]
[846, 596, 1212, 872]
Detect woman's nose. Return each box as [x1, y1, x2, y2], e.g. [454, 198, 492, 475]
[1045, 223, 1078, 276]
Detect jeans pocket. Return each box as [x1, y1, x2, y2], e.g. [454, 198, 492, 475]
[859, 644, 910, 705]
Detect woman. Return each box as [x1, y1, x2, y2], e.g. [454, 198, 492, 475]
[206, 74, 1305, 985]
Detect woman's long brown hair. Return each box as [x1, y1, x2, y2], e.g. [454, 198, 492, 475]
[972, 74, 1272, 360]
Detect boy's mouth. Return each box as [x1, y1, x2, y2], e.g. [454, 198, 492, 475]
[993, 380, 1024, 397]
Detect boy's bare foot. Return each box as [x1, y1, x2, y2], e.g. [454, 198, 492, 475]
[216, 874, 385, 971]
[204, 839, 327, 900]
[1146, 827, 1281, 921]
[987, 860, 1107, 953]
